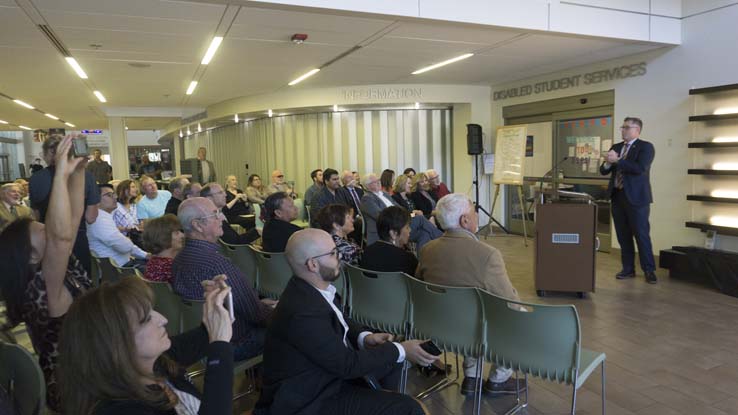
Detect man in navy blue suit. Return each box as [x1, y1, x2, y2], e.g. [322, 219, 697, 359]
[600, 117, 657, 284]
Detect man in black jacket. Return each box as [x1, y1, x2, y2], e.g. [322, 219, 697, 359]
[201, 183, 259, 245]
[255, 229, 437, 415]
[261, 192, 302, 252]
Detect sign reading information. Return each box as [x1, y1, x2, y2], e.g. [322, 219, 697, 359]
[493, 62, 647, 101]
[341, 87, 423, 101]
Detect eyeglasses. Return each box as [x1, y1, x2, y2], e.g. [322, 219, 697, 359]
[102, 191, 115, 198]
[305, 247, 339, 266]
[196, 211, 224, 222]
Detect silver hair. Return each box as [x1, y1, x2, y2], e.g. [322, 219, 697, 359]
[178, 197, 206, 234]
[435, 193, 473, 230]
[363, 173, 379, 186]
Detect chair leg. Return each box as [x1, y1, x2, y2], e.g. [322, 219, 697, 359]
[473, 357, 483, 415]
[415, 352, 460, 399]
[571, 384, 578, 415]
[503, 373, 529, 415]
[601, 361, 606, 415]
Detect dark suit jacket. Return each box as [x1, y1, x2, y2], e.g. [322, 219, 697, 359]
[391, 193, 415, 212]
[360, 191, 397, 245]
[340, 186, 364, 216]
[221, 219, 260, 245]
[599, 139, 654, 206]
[255, 277, 399, 415]
[261, 219, 302, 252]
[309, 187, 352, 227]
[196, 159, 216, 184]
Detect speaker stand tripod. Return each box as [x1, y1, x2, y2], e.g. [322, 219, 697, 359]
[473, 153, 509, 239]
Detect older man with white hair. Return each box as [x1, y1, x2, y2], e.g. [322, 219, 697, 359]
[416, 193, 521, 397]
[425, 169, 450, 200]
[0, 183, 32, 229]
[360, 172, 441, 249]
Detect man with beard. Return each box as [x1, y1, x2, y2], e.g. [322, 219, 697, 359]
[255, 229, 437, 415]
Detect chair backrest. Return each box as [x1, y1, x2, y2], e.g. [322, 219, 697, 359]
[293, 198, 306, 222]
[305, 203, 312, 227]
[345, 264, 411, 337]
[97, 257, 122, 284]
[89, 253, 102, 287]
[480, 290, 581, 384]
[252, 203, 264, 230]
[146, 280, 182, 336]
[219, 239, 257, 288]
[251, 247, 292, 300]
[0, 340, 45, 415]
[180, 299, 205, 333]
[407, 277, 485, 357]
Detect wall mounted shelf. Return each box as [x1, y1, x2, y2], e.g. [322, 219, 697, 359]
[688, 169, 738, 175]
[686, 195, 738, 204]
[686, 221, 738, 237]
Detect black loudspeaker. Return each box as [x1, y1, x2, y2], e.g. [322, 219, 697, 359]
[466, 124, 483, 155]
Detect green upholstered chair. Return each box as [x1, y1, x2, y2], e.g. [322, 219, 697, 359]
[479, 290, 606, 415]
[0, 340, 45, 415]
[219, 239, 257, 288]
[250, 247, 292, 300]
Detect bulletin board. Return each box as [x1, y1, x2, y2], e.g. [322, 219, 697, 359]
[492, 125, 528, 185]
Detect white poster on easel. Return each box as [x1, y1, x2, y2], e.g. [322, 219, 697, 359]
[483, 153, 495, 175]
[492, 125, 528, 185]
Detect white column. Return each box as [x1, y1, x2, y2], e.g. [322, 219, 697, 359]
[108, 117, 129, 180]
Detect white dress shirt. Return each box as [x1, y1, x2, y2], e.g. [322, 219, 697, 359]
[373, 191, 395, 208]
[313, 283, 405, 362]
[88, 209, 148, 267]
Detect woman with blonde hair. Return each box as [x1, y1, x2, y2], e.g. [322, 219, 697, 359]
[410, 172, 435, 219]
[59, 275, 234, 415]
[223, 174, 255, 229]
[391, 174, 416, 212]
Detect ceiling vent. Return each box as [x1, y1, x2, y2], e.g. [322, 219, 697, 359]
[37, 24, 70, 57]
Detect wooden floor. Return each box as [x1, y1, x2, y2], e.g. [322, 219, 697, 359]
[5, 234, 738, 414]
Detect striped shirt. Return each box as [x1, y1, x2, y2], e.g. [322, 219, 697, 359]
[172, 238, 271, 345]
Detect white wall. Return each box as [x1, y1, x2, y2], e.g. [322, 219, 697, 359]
[126, 130, 162, 147]
[489, 3, 738, 253]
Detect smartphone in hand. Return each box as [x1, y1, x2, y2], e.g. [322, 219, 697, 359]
[420, 340, 443, 356]
[225, 291, 235, 322]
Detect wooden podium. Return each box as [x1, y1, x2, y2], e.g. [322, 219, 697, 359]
[535, 201, 598, 297]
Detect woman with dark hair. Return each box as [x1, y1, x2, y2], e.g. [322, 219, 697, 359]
[410, 172, 436, 219]
[113, 178, 141, 235]
[402, 167, 416, 178]
[392, 174, 416, 212]
[142, 214, 184, 283]
[316, 204, 361, 264]
[360, 206, 417, 276]
[380, 169, 395, 194]
[58, 275, 234, 415]
[245, 174, 267, 205]
[0, 135, 91, 410]
[223, 174, 255, 229]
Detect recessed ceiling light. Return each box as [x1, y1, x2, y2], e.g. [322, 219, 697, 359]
[201, 36, 224, 65]
[268, 109, 273, 117]
[65, 122, 75, 127]
[288, 68, 320, 86]
[186, 81, 198, 95]
[411, 53, 474, 75]
[65, 57, 89, 79]
[93, 90, 107, 103]
[333, 104, 338, 112]
[19, 125, 32, 130]
[234, 114, 239, 123]
[125, 126, 129, 130]
[186, 127, 191, 136]
[179, 130, 183, 138]
[0, 120, 8, 124]
[45, 113, 59, 120]
[197, 123, 202, 132]
[13, 99, 34, 109]
[414, 102, 420, 109]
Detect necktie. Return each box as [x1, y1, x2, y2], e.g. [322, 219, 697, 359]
[10, 205, 17, 218]
[615, 143, 631, 189]
[349, 188, 360, 211]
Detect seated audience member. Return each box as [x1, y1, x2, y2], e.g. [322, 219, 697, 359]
[136, 176, 172, 220]
[352, 171, 364, 191]
[113, 179, 141, 236]
[13, 178, 30, 207]
[360, 173, 442, 249]
[391, 174, 416, 212]
[142, 214, 183, 283]
[201, 183, 260, 245]
[341, 170, 364, 215]
[88, 183, 150, 269]
[266, 169, 296, 198]
[310, 168, 347, 226]
[403, 167, 416, 178]
[317, 204, 361, 264]
[1, 183, 32, 230]
[172, 197, 274, 360]
[360, 206, 417, 276]
[426, 169, 451, 200]
[58, 276, 234, 415]
[165, 176, 190, 215]
[245, 174, 268, 204]
[0, 136, 92, 410]
[416, 193, 522, 396]
[254, 229, 437, 415]
[261, 192, 301, 253]
[223, 175, 254, 229]
[304, 168, 324, 207]
[380, 169, 396, 194]
[410, 173, 436, 218]
[184, 181, 202, 199]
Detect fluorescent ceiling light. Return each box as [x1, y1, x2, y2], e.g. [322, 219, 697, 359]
[14, 99, 34, 109]
[714, 107, 738, 115]
[65, 57, 89, 79]
[45, 113, 59, 120]
[93, 90, 107, 103]
[713, 162, 738, 170]
[201, 36, 223, 65]
[713, 136, 738, 143]
[268, 109, 273, 117]
[710, 215, 738, 228]
[288, 68, 320, 86]
[19, 125, 32, 130]
[711, 189, 738, 198]
[411, 53, 474, 75]
[0, 120, 8, 124]
[65, 122, 75, 127]
[186, 81, 198, 95]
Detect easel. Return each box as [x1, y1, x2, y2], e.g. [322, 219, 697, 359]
[489, 183, 529, 246]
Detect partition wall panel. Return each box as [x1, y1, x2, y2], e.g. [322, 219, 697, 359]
[182, 109, 453, 194]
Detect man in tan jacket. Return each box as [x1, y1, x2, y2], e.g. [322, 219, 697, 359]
[0, 183, 32, 230]
[416, 193, 521, 397]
